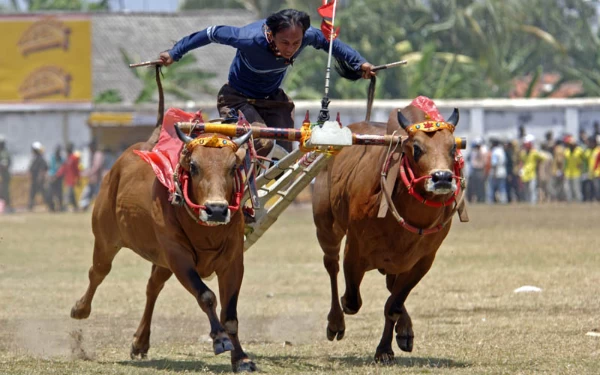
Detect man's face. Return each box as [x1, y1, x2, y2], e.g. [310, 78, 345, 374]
[273, 26, 303, 59]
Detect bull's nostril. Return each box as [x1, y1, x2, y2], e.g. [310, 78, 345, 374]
[204, 203, 229, 221]
[432, 171, 453, 183]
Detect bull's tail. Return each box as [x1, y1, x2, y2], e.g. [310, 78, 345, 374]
[335, 58, 376, 122]
[146, 65, 165, 147]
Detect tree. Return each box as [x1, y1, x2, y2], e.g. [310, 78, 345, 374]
[24, 0, 109, 11]
[94, 89, 123, 104]
[180, 0, 296, 17]
[120, 49, 217, 104]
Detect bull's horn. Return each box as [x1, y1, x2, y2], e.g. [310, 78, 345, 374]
[396, 110, 411, 130]
[232, 130, 253, 148]
[175, 124, 193, 144]
[447, 108, 459, 126]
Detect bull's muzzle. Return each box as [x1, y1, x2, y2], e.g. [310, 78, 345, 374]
[426, 169, 457, 195]
[203, 202, 230, 223]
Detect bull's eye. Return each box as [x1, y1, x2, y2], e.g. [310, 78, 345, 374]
[413, 144, 423, 162]
[189, 162, 199, 176]
[230, 165, 238, 177]
[450, 143, 457, 158]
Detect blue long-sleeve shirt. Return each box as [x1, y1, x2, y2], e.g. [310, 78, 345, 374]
[168, 19, 367, 99]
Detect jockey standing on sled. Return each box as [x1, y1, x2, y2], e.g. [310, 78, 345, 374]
[158, 8, 375, 155]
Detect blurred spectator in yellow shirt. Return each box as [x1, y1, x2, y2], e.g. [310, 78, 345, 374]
[519, 135, 547, 204]
[563, 135, 584, 202]
[591, 135, 600, 201]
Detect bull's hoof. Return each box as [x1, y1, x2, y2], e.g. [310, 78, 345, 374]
[326, 327, 345, 341]
[70, 301, 91, 320]
[213, 337, 234, 355]
[233, 358, 257, 373]
[341, 296, 361, 315]
[396, 334, 414, 352]
[130, 343, 149, 360]
[374, 350, 395, 365]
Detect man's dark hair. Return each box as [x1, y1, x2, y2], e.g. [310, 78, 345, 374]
[266, 9, 310, 36]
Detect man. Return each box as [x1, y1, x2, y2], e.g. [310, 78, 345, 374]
[488, 138, 507, 203]
[563, 135, 584, 202]
[593, 135, 600, 201]
[56, 142, 80, 212]
[159, 8, 375, 154]
[0, 135, 13, 213]
[467, 139, 487, 203]
[48, 144, 64, 212]
[28, 141, 48, 211]
[79, 140, 104, 212]
[519, 135, 547, 204]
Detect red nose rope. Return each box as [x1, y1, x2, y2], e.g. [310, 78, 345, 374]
[173, 129, 253, 226]
[380, 148, 465, 235]
[399, 152, 464, 208]
[180, 169, 244, 226]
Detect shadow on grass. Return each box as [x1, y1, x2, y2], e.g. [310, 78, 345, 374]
[328, 354, 469, 369]
[252, 353, 469, 370]
[116, 358, 231, 373]
[116, 354, 468, 372]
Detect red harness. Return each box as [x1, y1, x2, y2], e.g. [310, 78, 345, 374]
[399, 151, 464, 208]
[381, 148, 465, 235]
[179, 169, 244, 226]
[174, 134, 248, 226]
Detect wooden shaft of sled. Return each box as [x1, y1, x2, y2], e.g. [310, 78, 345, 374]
[244, 154, 328, 250]
[129, 60, 163, 68]
[180, 122, 304, 141]
[372, 60, 408, 72]
[178, 122, 404, 146]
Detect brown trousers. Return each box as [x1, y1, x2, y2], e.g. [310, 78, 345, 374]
[217, 84, 295, 153]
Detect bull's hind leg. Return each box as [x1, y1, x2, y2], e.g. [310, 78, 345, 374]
[131, 265, 173, 359]
[340, 231, 365, 315]
[374, 253, 436, 363]
[313, 173, 347, 341]
[71, 239, 121, 319]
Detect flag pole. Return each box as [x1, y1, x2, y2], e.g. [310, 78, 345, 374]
[317, 0, 338, 125]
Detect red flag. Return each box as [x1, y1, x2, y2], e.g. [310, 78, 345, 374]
[318, 1, 340, 40]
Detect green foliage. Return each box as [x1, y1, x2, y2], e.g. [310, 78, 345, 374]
[287, 0, 600, 99]
[94, 89, 123, 104]
[25, 0, 109, 11]
[120, 49, 217, 104]
[180, 0, 294, 16]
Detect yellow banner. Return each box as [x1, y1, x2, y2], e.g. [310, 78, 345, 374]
[0, 15, 92, 104]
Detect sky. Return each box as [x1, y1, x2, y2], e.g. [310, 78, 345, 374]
[1, 0, 181, 12]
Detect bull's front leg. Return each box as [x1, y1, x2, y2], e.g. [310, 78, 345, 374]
[166, 246, 233, 356]
[217, 253, 257, 372]
[374, 253, 436, 364]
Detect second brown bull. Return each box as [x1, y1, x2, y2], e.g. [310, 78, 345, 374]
[312, 98, 467, 362]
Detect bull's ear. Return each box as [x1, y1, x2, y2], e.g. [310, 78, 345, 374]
[397, 110, 411, 130]
[235, 146, 247, 165]
[447, 108, 459, 126]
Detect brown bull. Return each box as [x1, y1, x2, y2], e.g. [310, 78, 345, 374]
[70, 91, 257, 370]
[312, 102, 465, 362]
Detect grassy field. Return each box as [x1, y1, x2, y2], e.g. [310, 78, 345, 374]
[0, 204, 599, 374]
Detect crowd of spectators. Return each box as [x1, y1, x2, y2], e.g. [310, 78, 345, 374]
[0, 137, 117, 213]
[466, 127, 600, 204]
